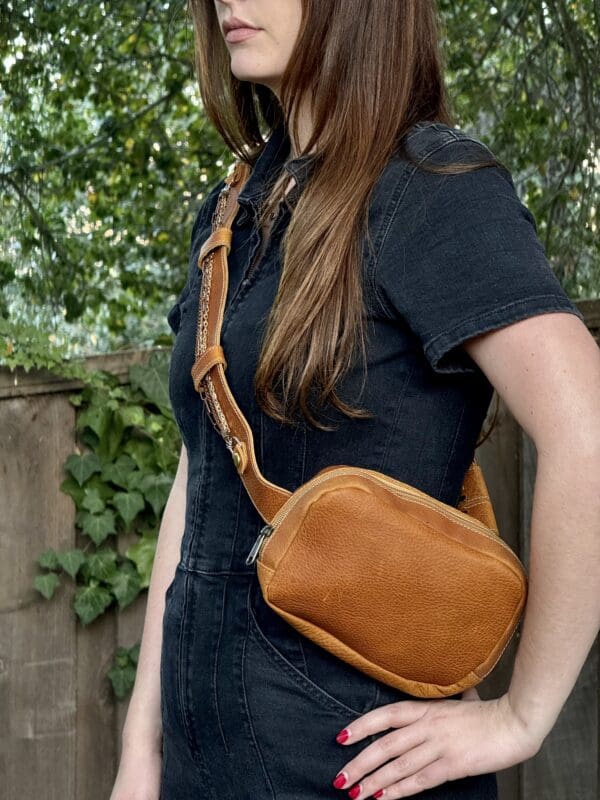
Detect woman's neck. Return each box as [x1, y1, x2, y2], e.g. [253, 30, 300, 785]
[287, 98, 315, 159]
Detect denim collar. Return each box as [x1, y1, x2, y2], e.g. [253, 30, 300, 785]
[236, 119, 316, 214]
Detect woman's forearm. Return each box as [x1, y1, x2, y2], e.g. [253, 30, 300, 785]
[507, 441, 600, 747]
[120, 444, 188, 754]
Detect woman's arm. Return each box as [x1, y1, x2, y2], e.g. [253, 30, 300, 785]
[463, 310, 600, 743]
[120, 442, 189, 754]
[331, 310, 600, 799]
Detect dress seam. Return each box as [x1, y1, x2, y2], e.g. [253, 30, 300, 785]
[241, 580, 277, 798]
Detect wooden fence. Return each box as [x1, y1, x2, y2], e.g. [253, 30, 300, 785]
[1, 300, 599, 799]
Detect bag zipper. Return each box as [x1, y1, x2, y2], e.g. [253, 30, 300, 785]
[246, 465, 516, 565]
[246, 523, 274, 565]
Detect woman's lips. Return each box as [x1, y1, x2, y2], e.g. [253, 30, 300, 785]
[225, 27, 261, 44]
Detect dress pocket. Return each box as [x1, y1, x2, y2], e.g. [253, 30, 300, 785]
[243, 599, 388, 800]
[247, 574, 394, 718]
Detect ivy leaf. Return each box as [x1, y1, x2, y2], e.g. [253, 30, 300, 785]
[123, 439, 156, 471]
[119, 405, 145, 428]
[101, 454, 137, 488]
[77, 403, 111, 439]
[85, 473, 119, 501]
[81, 487, 105, 513]
[107, 646, 138, 699]
[102, 413, 126, 461]
[127, 469, 146, 491]
[112, 490, 145, 526]
[108, 661, 136, 699]
[34, 572, 61, 599]
[148, 417, 164, 435]
[80, 509, 117, 545]
[65, 452, 102, 486]
[140, 473, 172, 516]
[57, 548, 86, 579]
[126, 532, 157, 587]
[108, 564, 142, 608]
[38, 548, 60, 570]
[60, 475, 85, 505]
[128, 642, 141, 665]
[129, 353, 170, 412]
[73, 583, 113, 625]
[154, 440, 176, 472]
[113, 645, 131, 669]
[86, 548, 118, 582]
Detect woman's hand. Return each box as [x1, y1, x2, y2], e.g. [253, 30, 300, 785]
[331, 689, 542, 799]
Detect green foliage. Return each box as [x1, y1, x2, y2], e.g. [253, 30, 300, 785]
[31, 350, 180, 698]
[33, 570, 61, 600]
[108, 643, 141, 700]
[0, 0, 228, 354]
[0, 0, 597, 367]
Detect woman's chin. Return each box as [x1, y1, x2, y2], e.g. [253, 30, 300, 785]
[229, 64, 280, 92]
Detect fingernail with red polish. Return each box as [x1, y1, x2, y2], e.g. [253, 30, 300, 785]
[373, 791, 385, 798]
[336, 728, 350, 743]
[348, 785, 361, 799]
[333, 771, 347, 789]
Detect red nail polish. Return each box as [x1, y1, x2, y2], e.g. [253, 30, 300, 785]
[348, 785, 361, 799]
[336, 728, 350, 743]
[373, 791, 384, 798]
[333, 772, 347, 789]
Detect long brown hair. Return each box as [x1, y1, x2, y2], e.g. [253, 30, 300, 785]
[188, 0, 503, 444]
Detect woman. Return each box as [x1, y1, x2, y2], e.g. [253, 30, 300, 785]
[111, 1, 600, 799]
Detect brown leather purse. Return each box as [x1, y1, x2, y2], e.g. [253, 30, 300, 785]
[190, 160, 528, 699]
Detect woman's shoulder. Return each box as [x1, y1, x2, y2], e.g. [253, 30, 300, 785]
[377, 120, 515, 228]
[380, 120, 511, 201]
[396, 120, 499, 166]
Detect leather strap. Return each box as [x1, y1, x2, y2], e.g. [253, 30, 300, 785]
[198, 227, 233, 262]
[190, 160, 498, 532]
[191, 161, 292, 523]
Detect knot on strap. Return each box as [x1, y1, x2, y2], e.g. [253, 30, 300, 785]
[197, 227, 233, 267]
[191, 345, 227, 392]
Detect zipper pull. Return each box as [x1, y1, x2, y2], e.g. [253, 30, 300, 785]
[246, 523, 274, 566]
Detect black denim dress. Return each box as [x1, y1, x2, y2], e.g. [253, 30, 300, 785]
[159, 120, 584, 799]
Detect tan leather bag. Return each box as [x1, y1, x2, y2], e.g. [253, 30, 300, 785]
[190, 160, 528, 699]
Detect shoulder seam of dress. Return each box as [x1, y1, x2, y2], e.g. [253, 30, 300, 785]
[371, 134, 471, 323]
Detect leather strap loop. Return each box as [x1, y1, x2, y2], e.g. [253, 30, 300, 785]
[198, 227, 233, 266]
[191, 345, 227, 391]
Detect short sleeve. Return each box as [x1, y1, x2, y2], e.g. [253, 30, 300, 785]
[375, 137, 585, 375]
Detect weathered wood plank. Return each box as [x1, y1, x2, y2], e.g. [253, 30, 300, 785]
[0, 395, 77, 799]
[75, 584, 118, 800]
[0, 346, 168, 399]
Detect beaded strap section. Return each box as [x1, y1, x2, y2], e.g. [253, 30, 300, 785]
[193, 171, 237, 453]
